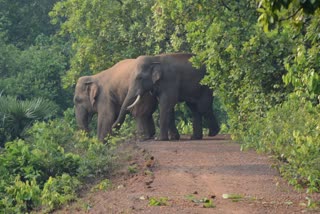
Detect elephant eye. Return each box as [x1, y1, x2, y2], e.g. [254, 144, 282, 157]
[74, 96, 81, 103]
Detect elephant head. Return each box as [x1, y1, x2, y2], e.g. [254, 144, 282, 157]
[74, 76, 98, 132]
[113, 56, 161, 128]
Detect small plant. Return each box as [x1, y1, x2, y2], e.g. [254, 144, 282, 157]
[128, 164, 138, 174]
[144, 169, 153, 176]
[148, 197, 169, 206]
[185, 195, 216, 208]
[203, 199, 215, 208]
[91, 179, 112, 192]
[306, 197, 320, 209]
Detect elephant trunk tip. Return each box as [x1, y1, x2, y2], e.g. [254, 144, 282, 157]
[112, 120, 121, 129]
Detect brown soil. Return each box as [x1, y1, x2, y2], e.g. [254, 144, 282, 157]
[56, 134, 320, 214]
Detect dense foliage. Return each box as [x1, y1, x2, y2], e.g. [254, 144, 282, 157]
[50, 0, 157, 87]
[0, 0, 60, 48]
[1, 0, 320, 212]
[0, 35, 71, 110]
[149, 0, 320, 192]
[0, 114, 116, 212]
[240, 95, 320, 192]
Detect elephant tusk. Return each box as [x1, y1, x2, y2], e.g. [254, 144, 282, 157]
[127, 95, 141, 110]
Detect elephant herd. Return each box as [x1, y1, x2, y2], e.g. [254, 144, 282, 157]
[74, 53, 220, 142]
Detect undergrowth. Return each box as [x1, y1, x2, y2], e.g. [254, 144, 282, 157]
[0, 108, 133, 213]
[237, 95, 320, 193]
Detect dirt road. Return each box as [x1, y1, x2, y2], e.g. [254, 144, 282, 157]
[58, 135, 320, 213]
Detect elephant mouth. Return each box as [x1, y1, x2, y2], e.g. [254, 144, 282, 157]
[127, 95, 141, 110]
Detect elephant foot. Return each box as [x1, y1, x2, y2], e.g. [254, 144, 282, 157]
[208, 127, 220, 137]
[169, 132, 180, 141]
[190, 134, 203, 140]
[155, 136, 169, 141]
[139, 135, 153, 142]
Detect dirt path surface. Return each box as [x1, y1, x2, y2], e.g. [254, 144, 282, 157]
[58, 135, 320, 213]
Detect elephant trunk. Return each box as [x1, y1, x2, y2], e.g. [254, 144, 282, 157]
[75, 108, 92, 132]
[113, 89, 141, 129]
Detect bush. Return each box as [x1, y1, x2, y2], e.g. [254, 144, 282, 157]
[41, 174, 80, 212]
[239, 95, 320, 192]
[0, 111, 117, 212]
[0, 176, 41, 213]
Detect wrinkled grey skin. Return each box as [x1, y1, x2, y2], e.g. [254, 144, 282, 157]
[113, 53, 220, 141]
[74, 59, 179, 142]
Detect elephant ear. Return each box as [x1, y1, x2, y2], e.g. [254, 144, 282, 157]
[86, 82, 98, 107]
[151, 62, 161, 84]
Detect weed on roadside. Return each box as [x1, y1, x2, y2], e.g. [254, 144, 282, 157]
[128, 164, 138, 174]
[185, 194, 216, 208]
[149, 197, 169, 206]
[91, 179, 112, 192]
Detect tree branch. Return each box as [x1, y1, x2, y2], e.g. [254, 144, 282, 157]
[279, 6, 303, 22]
[220, 0, 231, 11]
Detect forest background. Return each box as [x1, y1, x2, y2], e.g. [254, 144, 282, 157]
[0, 0, 320, 212]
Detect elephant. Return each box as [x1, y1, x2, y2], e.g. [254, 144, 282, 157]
[113, 53, 220, 141]
[74, 58, 180, 142]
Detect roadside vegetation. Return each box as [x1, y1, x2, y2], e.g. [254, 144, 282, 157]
[0, 0, 320, 212]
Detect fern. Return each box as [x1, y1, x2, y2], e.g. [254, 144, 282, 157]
[0, 95, 57, 145]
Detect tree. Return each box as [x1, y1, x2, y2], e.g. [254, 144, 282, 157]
[257, 0, 320, 31]
[153, 0, 293, 131]
[50, 0, 157, 87]
[257, 0, 320, 102]
[0, 35, 71, 110]
[0, 0, 60, 48]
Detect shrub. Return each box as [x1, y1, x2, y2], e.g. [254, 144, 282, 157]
[41, 174, 80, 212]
[0, 176, 41, 213]
[239, 95, 320, 192]
[0, 111, 117, 212]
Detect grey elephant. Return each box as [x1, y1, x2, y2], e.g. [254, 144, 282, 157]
[74, 59, 179, 142]
[113, 53, 220, 141]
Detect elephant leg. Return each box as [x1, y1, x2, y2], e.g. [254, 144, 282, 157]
[158, 95, 176, 141]
[135, 116, 145, 139]
[97, 111, 114, 142]
[97, 103, 118, 142]
[159, 108, 170, 141]
[145, 115, 156, 139]
[168, 110, 180, 140]
[205, 110, 220, 136]
[136, 115, 155, 140]
[197, 88, 220, 136]
[187, 102, 203, 140]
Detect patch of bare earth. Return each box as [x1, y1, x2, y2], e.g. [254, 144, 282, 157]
[56, 134, 320, 214]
